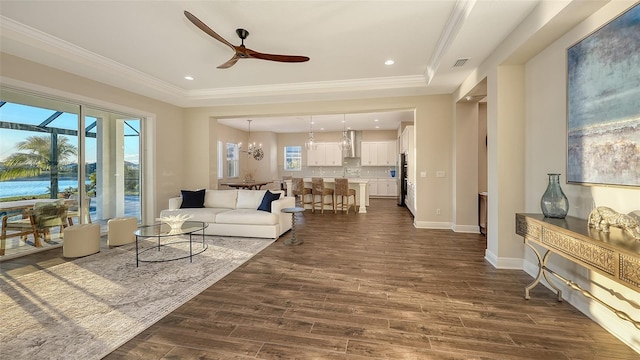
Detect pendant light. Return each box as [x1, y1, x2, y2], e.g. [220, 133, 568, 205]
[304, 116, 318, 150]
[338, 114, 352, 151]
[238, 119, 263, 160]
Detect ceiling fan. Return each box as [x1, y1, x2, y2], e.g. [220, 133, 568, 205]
[184, 11, 310, 69]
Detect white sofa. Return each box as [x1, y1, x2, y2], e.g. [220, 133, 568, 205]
[160, 189, 295, 239]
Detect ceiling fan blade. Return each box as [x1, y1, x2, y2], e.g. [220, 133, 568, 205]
[184, 11, 235, 50]
[217, 54, 240, 69]
[246, 48, 310, 63]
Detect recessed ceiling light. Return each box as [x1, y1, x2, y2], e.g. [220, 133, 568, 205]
[184, 76, 194, 80]
[320, 127, 325, 131]
[375, 126, 380, 129]
[374, 119, 379, 122]
[384, 59, 395, 66]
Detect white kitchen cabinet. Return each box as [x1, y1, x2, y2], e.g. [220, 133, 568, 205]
[307, 143, 342, 166]
[406, 182, 416, 216]
[368, 179, 379, 196]
[361, 142, 376, 166]
[324, 143, 343, 166]
[401, 126, 415, 184]
[379, 179, 397, 196]
[361, 141, 397, 166]
[368, 178, 396, 197]
[401, 126, 413, 154]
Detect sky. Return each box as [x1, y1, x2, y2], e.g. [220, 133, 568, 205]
[0, 102, 140, 164]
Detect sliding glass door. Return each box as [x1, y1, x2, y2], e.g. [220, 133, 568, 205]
[0, 88, 143, 258]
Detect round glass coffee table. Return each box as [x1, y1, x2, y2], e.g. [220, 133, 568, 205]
[281, 207, 305, 245]
[134, 221, 208, 266]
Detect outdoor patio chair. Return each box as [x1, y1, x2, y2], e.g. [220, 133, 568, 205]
[66, 194, 92, 226]
[0, 207, 38, 256]
[32, 201, 69, 243]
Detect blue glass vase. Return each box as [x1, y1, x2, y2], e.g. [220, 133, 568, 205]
[540, 173, 569, 218]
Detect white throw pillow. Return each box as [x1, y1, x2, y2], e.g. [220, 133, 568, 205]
[236, 190, 267, 209]
[204, 190, 238, 209]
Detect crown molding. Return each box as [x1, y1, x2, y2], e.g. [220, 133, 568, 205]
[0, 16, 185, 101]
[424, 0, 476, 84]
[2, 15, 431, 107]
[187, 75, 428, 99]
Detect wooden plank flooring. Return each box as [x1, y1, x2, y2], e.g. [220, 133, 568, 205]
[2, 199, 638, 359]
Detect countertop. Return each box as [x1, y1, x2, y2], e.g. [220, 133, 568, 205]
[297, 177, 369, 184]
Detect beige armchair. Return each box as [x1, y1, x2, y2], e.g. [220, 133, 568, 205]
[107, 217, 138, 246]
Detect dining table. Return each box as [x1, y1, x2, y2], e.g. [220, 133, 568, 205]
[220, 180, 272, 190]
[0, 198, 63, 214]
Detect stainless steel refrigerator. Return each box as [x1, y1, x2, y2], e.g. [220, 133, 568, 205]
[397, 153, 407, 206]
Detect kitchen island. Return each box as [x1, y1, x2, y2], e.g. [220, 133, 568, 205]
[284, 178, 370, 213]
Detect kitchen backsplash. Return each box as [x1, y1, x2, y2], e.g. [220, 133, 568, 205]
[279, 165, 397, 179]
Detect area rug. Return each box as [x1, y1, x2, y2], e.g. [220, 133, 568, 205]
[0, 236, 275, 360]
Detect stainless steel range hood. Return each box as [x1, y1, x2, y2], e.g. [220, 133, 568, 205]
[343, 130, 362, 158]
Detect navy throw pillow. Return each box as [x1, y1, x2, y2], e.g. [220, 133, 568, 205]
[180, 189, 206, 208]
[257, 190, 281, 212]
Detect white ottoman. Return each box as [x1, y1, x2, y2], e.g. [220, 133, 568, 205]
[63, 223, 100, 258]
[107, 217, 138, 247]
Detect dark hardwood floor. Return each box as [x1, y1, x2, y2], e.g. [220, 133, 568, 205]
[2, 199, 638, 359]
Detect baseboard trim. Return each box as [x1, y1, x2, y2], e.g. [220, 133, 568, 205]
[485, 251, 523, 269]
[453, 224, 480, 233]
[414, 221, 451, 229]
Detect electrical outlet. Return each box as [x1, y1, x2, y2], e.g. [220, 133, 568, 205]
[436, 208, 441, 215]
[420, 171, 427, 178]
[436, 171, 445, 178]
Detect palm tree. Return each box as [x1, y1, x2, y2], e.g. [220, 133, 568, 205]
[0, 135, 77, 180]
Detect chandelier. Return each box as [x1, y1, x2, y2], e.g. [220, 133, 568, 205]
[304, 116, 318, 150]
[338, 114, 352, 151]
[239, 119, 264, 160]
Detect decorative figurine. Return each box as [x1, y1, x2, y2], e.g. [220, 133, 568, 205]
[587, 206, 640, 240]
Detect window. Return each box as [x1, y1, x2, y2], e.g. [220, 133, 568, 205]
[284, 146, 302, 171]
[217, 141, 223, 179]
[226, 143, 239, 178]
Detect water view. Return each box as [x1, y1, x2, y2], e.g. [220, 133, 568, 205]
[0, 179, 89, 199]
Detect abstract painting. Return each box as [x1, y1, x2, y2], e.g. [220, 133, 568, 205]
[567, 3, 640, 187]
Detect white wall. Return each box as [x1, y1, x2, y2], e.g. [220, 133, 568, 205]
[524, 1, 640, 350]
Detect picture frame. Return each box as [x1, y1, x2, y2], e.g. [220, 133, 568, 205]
[566, 3, 640, 187]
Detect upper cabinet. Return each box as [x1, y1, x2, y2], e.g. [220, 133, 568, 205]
[307, 143, 343, 166]
[401, 125, 414, 154]
[361, 141, 397, 166]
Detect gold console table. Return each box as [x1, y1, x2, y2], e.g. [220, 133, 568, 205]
[516, 213, 640, 329]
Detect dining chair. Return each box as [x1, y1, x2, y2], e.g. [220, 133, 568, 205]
[66, 194, 92, 226]
[281, 175, 292, 192]
[32, 201, 69, 243]
[311, 177, 334, 214]
[0, 208, 38, 256]
[334, 178, 356, 214]
[292, 178, 312, 208]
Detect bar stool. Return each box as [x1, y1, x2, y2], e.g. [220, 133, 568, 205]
[311, 177, 334, 213]
[292, 178, 312, 208]
[334, 178, 356, 214]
